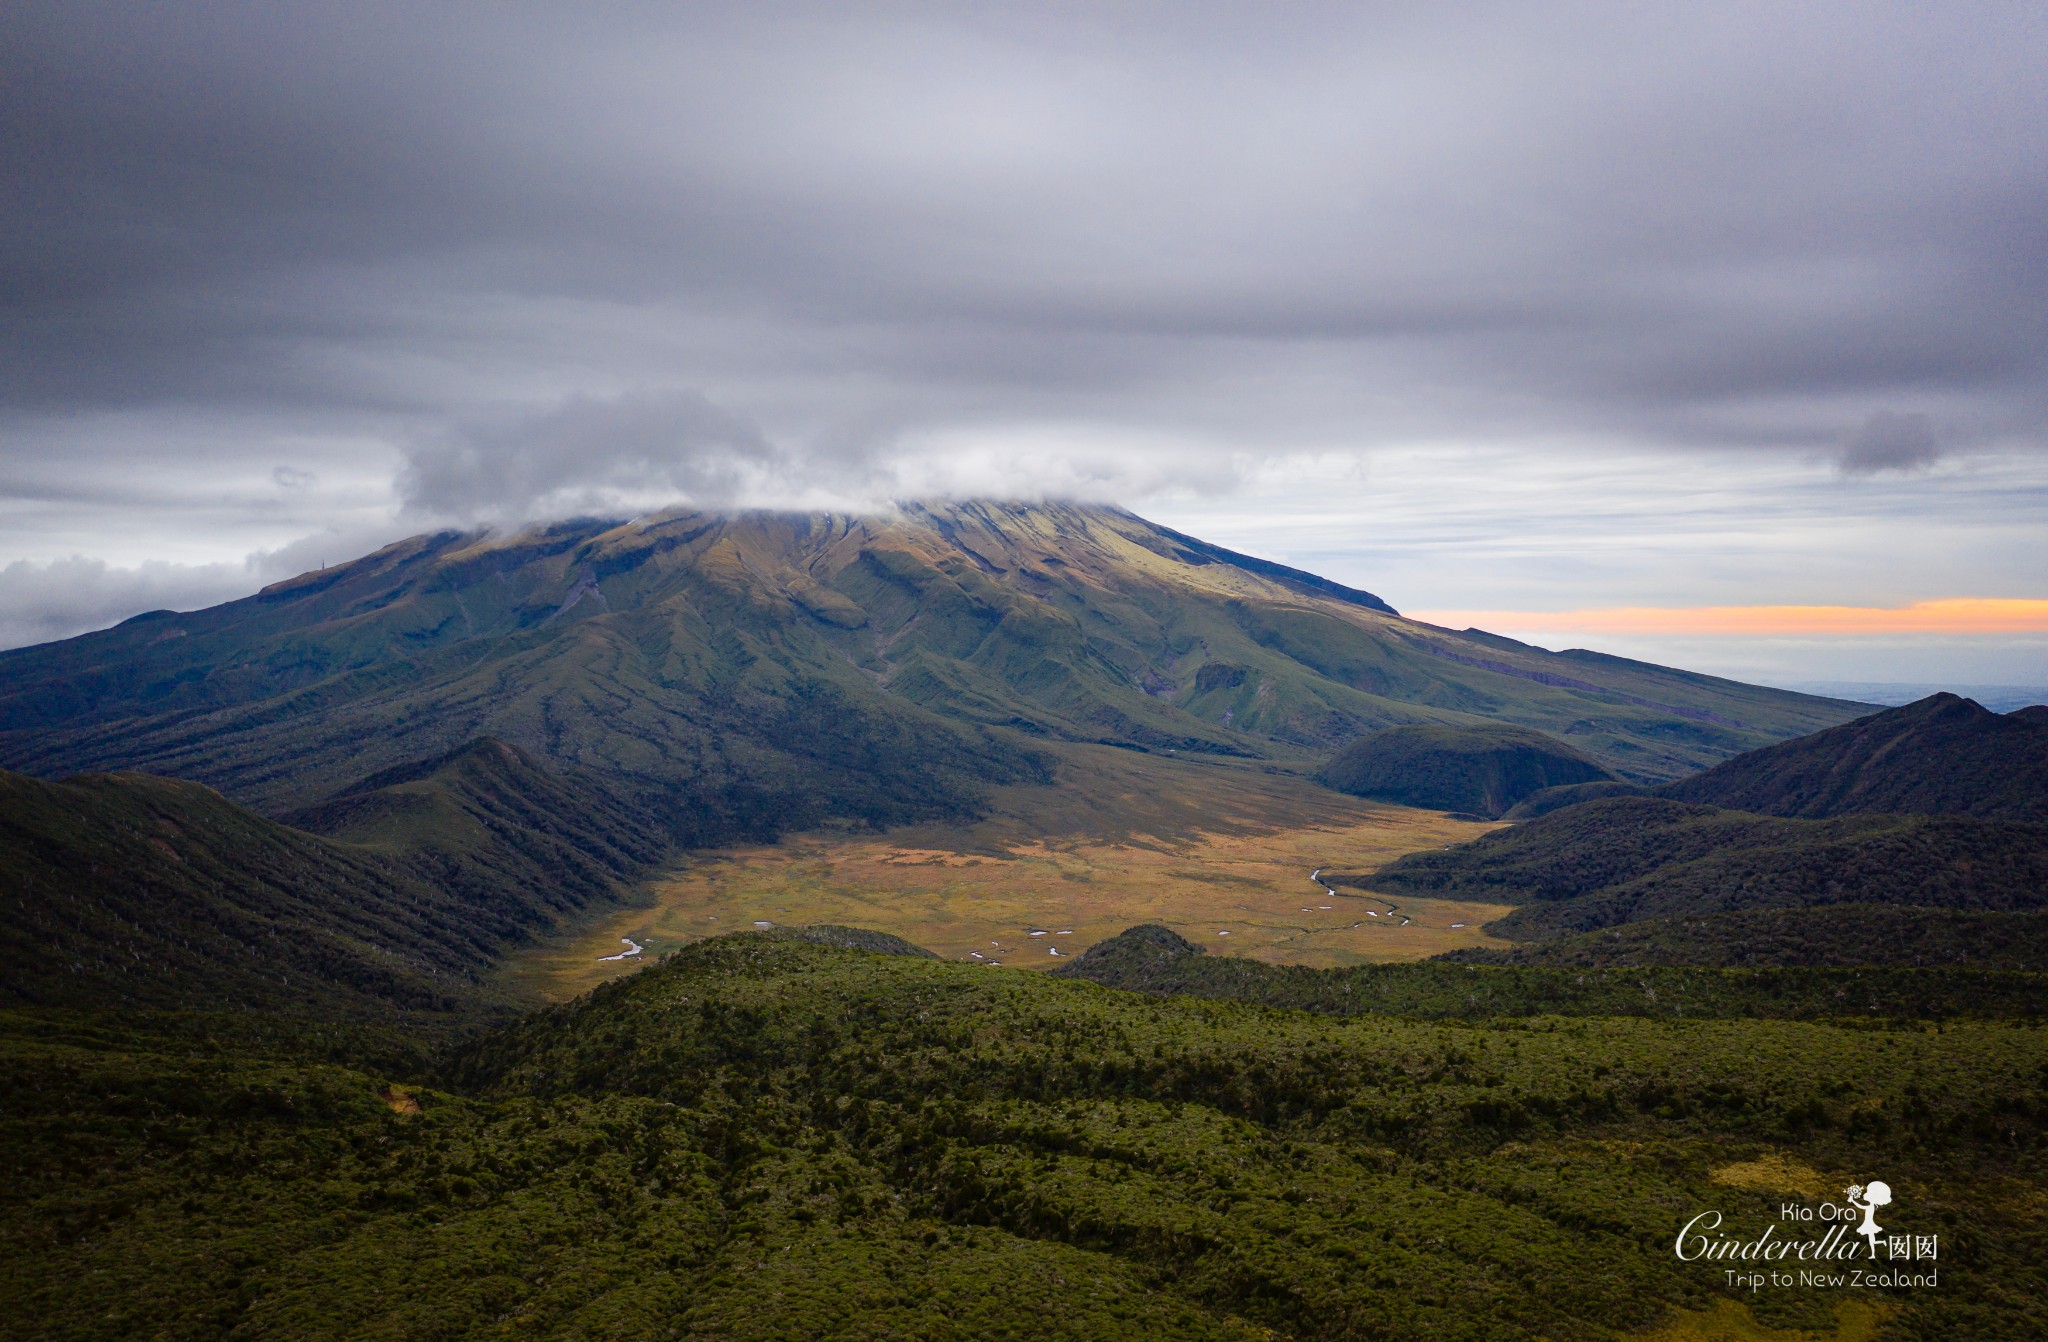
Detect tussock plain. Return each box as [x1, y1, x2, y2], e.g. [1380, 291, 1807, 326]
[500, 745, 1512, 1001]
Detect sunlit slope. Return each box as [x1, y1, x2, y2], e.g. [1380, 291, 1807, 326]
[0, 502, 1864, 823]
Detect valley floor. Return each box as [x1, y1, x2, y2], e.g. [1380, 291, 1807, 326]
[499, 747, 1512, 1002]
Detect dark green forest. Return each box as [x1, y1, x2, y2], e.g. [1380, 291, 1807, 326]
[6, 934, 2045, 1340]
[1057, 924, 2048, 1021]
[1444, 906, 2048, 971]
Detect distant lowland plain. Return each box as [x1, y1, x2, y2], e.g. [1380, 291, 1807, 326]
[3, 500, 2044, 1340]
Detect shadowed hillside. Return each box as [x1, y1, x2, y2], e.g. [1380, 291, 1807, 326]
[1501, 778, 1646, 820]
[285, 737, 667, 915]
[1363, 796, 2048, 939]
[1657, 692, 2048, 820]
[1315, 722, 1615, 818]
[1352, 700, 2048, 967]
[0, 503, 1864, 834]
[0, 750, 659, 1015]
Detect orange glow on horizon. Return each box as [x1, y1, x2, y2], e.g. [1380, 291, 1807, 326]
[1406, 598, 2048, 638]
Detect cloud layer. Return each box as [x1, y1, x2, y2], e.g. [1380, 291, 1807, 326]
[1838, 411, 1942, 476]
[398, 392, 791, 523]
[1, 2, 2044, 668]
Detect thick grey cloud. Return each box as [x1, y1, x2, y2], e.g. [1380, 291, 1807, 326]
[1838, 411, 1941, 476]
[7, 3, 2043, 438]
[399, 391, 791, 524]
[2, 2, 2045, 659]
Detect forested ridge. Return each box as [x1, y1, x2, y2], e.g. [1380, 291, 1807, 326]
[6, 934, 2045, 1340]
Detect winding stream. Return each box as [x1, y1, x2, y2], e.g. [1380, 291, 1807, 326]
[1310, 867, 1411, 925]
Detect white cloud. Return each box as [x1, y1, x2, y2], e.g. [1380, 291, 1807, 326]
[0, 521, 411, 651]
[0, 556, 256, 650]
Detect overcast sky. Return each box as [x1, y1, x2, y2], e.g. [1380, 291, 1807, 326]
[3, 2, 2044, 684]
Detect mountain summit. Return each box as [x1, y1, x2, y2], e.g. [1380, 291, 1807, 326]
[0, 501, 1858, 838]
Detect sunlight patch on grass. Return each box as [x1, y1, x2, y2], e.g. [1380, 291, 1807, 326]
[1633, 1298, 1890, 1342]
[1711, 1153, 1837, 1201]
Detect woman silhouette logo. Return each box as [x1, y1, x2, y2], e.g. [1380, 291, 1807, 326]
[1844, 1181, 1892, 1257]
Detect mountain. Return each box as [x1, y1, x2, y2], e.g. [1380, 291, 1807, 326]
[0, 502, 1863, 835]
[1363, 796, 2048, 939]
[0, 743, 656, 1015]
[1369, 699, 2048, 965]
[1314, 722, 1616, 818]
[4, 505, 2038, 1342]
[1657, 692, 2048, 820]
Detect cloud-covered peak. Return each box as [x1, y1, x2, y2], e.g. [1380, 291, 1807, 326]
[2, 2, 2043, 673]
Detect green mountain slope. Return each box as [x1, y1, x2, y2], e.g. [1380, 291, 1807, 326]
[1657, 691, 2048, 820]
[284, 737, 667, 915]
[0, 503, 1864, 829]
[1501, 778, 1647, 819]
[1315, 722, 1616, 818]
[1363, 796, 2048, 939]
[0, 746, 654, 1014]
